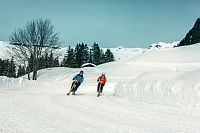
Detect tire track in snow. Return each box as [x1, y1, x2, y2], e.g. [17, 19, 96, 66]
[50, 88, 200, 133]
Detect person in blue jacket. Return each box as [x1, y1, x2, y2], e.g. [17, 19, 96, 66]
[67, 70, 84, 95]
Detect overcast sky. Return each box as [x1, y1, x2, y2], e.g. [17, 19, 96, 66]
[1, 0, 200, 48]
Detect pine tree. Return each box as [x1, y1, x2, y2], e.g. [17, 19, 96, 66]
[44, 53, 49, 68]
[0, 59, 4, 76]
[17, 65, 22, 77]
[61, 42, 115, 68]
[49, 52, 54, 67]
[38, 55, 43, 70]
[62, 46, 76, 67]
[0, 58, 2, 75]
[89, 49, 93, 63]
[41, 55, 46, 69]
[99, 49, 106, 64]
[28, 54, 34, 72]
[8, 57, 16, 77]
[2, 59, 9, 76]
[75, 44, 81, 67]
[61, 56, 67, 67]
[0, 58, 17, 78]
[17, 65, 26, 77]
[54, 57, 59, 67]
[75, 43, 84, 67]
[105, 49, 115, 62]
[82, 43, 89, 65]
[91, 42, 101, 65]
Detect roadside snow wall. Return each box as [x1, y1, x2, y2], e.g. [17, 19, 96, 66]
[0, 76, 23, 90]
[114, 69, 200, 108]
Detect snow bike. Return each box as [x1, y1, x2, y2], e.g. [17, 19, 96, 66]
[97, 83, 102, 97]
[67, 81, 79, 95]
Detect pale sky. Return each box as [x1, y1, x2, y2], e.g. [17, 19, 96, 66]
[1, 0, 200, 48]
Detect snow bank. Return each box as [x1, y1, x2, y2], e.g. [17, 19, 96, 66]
[0, 76, 23, 90]
[0, 67, 76, 94]
[114, 69, 200, 108]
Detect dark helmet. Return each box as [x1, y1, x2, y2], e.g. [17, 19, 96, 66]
[102, 72, 105, 76]
[80, 70, 84, 74]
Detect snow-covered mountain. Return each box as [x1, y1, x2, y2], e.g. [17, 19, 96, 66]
[149, 41, 179, 50]
[1, 41, 200, 133]
[0, 41, 177, 61]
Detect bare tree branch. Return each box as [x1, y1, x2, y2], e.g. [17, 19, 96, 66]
[8, 18, 61, 80]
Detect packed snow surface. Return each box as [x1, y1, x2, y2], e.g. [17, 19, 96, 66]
[1, 42, 200, 133]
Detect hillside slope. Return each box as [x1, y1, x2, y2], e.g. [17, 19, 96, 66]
[1, 42, 200, 133]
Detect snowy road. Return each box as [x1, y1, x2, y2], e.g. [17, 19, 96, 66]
[0, 67, 200, 133]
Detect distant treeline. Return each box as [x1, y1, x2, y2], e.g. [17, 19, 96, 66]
[0, 42, 114, 78]
[17, 52, 60, 77]
[0, 52, 59, 78]
[0, 57, 16, 78]
[61, 42, 115, 68]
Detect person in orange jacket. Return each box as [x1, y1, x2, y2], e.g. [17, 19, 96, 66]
[97, 73, 107, 96]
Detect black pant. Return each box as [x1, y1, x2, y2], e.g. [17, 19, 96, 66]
[71, 81, 81, 92]
[97, 83, 105, 93]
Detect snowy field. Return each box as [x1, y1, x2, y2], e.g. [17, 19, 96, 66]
[1, 42, 200, 133]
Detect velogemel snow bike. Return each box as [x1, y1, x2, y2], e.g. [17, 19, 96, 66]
[97, 83, 102, 97]
[67, 81, 79, 95]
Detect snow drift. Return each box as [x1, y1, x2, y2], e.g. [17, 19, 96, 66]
[0, 76, 23, 91]
[114, 43, 200, 108]
[115, 66, 200, 108]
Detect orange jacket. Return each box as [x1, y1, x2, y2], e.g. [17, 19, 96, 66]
[97, 76, 107, 84]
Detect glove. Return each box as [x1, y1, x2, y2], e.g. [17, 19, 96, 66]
[73, 80, 78, 83]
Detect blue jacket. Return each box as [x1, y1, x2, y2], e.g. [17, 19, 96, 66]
[73, 74, 84, 83]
